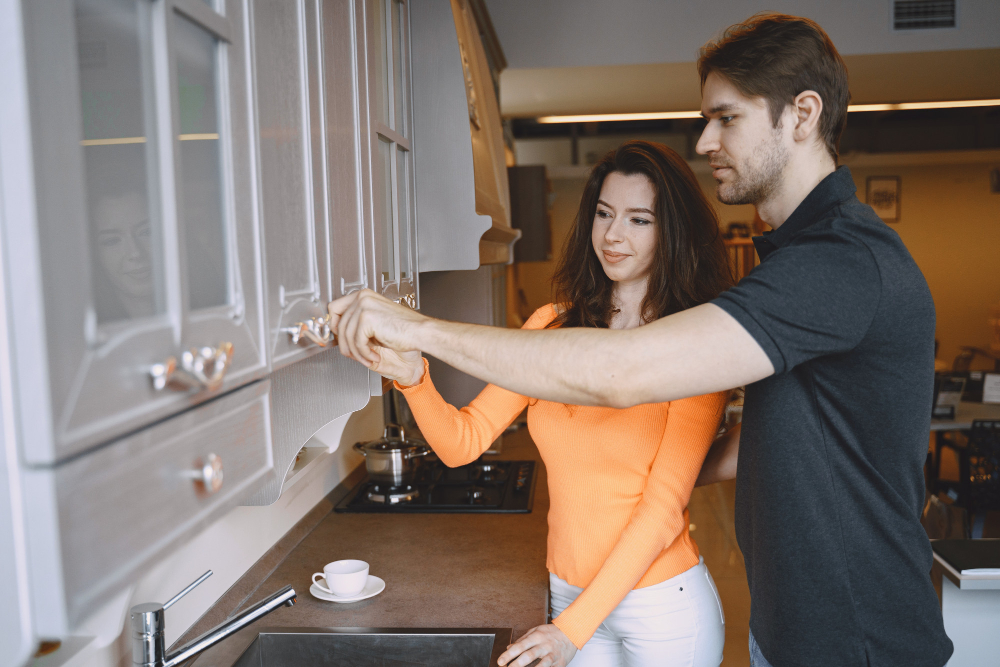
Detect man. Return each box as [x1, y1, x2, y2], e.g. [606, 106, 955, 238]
[330, 13, 952, 667]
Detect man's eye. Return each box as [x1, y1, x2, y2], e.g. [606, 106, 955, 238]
[721, 116, 735, 124]
[98, 235, 122, 247]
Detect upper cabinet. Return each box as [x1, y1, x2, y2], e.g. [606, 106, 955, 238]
[361, 0, 419, 305]
[409, 0, 518, 272]
[9, 0, 266, 464]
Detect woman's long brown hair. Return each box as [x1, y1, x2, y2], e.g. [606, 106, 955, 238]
[549, 140, 733, 329]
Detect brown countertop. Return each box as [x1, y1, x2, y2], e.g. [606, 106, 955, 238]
[189, 426, 549, 666]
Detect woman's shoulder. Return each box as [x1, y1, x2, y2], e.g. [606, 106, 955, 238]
[522, 303, 564, 330]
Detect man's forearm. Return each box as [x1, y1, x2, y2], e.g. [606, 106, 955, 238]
[411, 303, 773, 407]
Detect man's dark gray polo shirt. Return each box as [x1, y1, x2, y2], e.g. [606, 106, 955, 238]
[713, 167, 952, 667]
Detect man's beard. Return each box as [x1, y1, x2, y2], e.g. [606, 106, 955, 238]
[715, 132, 788, 206]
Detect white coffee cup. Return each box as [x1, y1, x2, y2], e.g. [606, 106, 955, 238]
[312, 559, 369, 597]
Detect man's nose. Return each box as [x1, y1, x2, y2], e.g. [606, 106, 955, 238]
[695, 122, 717, 156]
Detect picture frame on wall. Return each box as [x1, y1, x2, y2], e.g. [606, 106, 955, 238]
[866, 176, 901, 222]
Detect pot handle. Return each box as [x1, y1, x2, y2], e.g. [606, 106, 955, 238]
[406, 446, 431, 460]
[384, 423, 406, 442]
[352, 441, 367, 456]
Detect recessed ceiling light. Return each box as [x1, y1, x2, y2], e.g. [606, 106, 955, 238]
[534, 99, 1000, 124]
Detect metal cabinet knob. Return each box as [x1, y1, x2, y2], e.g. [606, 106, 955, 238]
[394, 294, 416, 309]
[185, 453, 224, 495]
[150, 343, 234, 392]
[281, 315, 336, 348]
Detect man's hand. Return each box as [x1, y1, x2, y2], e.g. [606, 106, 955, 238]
[497, 624, 577, 667]
[328, 290, 428, 368]
[696, 423, 740, 486]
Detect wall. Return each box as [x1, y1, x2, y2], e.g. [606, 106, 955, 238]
[50, 398, 384, 667]
[484, 0, 1000, 68]
[514, 137, 1000, 367]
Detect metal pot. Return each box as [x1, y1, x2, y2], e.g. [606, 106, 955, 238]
[353, 424, 431, 486]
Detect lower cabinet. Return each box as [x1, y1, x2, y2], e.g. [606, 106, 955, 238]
[22, 381, 275, 636]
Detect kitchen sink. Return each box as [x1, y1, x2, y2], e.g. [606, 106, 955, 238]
[228, 628, 513, 667]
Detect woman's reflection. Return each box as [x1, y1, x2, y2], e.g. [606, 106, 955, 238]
[91, 191, 155, 322]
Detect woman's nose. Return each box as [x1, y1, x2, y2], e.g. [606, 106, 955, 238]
[604, 217, 625, 243]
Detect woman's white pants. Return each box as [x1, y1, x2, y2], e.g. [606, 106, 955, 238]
[550, 557, 725, 667]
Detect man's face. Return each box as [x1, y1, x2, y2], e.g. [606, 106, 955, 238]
[696, 72, 789, 206]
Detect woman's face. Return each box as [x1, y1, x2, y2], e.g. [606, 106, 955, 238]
[591, 172, 658, 287]
[93, 192, 154, 299]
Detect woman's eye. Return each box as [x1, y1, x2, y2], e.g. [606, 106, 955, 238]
[98, 235, 122, 247]
[596, 210, 611, 219]
[631, 218, 651, 226]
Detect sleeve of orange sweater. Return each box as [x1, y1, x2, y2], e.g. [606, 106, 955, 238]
[394, 306, 555, 467]
[551, 390, 728, 648]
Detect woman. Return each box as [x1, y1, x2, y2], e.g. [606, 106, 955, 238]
[376, 140, 733, 667]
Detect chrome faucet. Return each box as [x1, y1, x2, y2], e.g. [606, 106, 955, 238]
[130, 570, 296, 667]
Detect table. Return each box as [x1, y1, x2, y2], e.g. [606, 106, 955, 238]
[932, 550, 1000, 667]
[930, 401, 1000, 431]
[929, 402, 1000, 537]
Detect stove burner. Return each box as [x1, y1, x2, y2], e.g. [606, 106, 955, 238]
[368, 485, 419, 504]
[465, 486, 488, 504]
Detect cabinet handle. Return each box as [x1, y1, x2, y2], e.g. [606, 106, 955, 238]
[394, 294, 416, 309]
[281, 315, 336, 348]
[149, 342, 234, 392]
[184, 453, 224, 495]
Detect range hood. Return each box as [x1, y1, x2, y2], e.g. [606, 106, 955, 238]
[411, 0, 520, 270]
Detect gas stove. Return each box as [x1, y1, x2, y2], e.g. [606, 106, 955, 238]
[335, 457, 536, 513]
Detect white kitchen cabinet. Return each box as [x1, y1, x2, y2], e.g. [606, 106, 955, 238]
[361, 0, 419, 305]
[7, 0, 267, 466]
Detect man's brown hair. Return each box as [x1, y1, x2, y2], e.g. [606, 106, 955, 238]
[698, 13, 850, 159]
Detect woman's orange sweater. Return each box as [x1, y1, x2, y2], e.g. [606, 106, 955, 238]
[397, 304, 727, 648]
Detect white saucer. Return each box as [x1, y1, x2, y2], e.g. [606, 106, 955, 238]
[309, 575, 385, 603]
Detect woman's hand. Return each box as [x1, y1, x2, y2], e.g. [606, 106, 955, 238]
[370, 345, 424, 387]
[498, 624, 577, 667]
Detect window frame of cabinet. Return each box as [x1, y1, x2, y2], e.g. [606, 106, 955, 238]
[9, 0, 267, 466]
[360, 0, 419, 306]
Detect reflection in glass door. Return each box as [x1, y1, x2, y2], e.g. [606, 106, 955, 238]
[76, 0, 165, 326]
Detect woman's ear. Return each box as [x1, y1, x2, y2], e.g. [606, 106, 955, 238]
[791, 89, 824, 145]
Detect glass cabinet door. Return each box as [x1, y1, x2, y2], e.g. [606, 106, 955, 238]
[251, 0, 333, 370]
[322, 0, 370, 300]
[366, 0, 418, 305]
[13, 0, 264, 464]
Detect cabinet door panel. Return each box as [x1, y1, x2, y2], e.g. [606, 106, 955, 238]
[323, 0, 369, 298]
[12, 0, 266, 464]
[177, 0, 267, 389]
[251, 0, 329, 370]
[364, 0, 417, 305]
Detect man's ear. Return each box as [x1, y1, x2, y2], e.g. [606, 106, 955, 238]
[791, 90, 824, 144]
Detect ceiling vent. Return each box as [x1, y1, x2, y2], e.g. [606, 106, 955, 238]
[893, 0, 957, 30]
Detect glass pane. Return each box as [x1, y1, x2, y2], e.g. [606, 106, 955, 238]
[173, 12, 229, 310]
[373, 0, 390, 125]
[377, 136, 395, 280]
[395, 146, 410, 278]
[76, 0, 166, 325]
[391, 0, 404, 134]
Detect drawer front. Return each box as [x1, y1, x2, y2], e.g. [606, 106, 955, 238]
[55, 380, 274, 626]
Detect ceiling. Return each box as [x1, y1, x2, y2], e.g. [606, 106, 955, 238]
[482, 0, 1000, 117]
